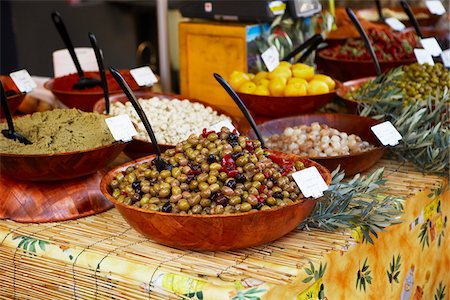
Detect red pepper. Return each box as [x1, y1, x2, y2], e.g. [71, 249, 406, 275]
[258, 185, 266, 194]
[245, 140, 254, 153]
[256, 195, 265, 203]
[227, 169, 239, 178]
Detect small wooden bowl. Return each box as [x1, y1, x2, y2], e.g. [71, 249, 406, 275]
[93, 91, 249, 160]
[251, 114, 385, 176]
[44, 70, 149, 112]
[336, 77, 375, 113]
[0, 75, 26, 118]
[235, 82, 340, 119]
[100, 151, 331, 251]
[0, 142, 127, 181]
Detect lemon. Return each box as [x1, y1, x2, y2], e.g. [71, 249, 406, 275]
[256, 78, 270, 88]
[288, 77, 308, 86]
[238, 81, 257, 94]
[268, 77, 287, 96]
[307, 80, 329, 95]
[247, 73, 255, 80]
[229, 71, 250, 90]
[268, 66, 292, 79]
[284, 82, 307, 96]
[254, 85, 270, 96]
[278, 61, 292, 68]
[292, 66, 314, 81]
[291, 63, 310, 70]
[253, 71, 269, 83]
[312, 74, 336, 90]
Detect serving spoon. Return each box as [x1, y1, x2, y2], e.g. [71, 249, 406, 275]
[282, 34, 324, 63]
[109, 67, 171, 171]
[400, 0, 423, 38]
[0, 82, 32, 145]
[88, 32, 110, 114]
[375, 0, 385, 22]
[213, 73, 265, 148]
[346, 7, 382, 76]
[51, 11, 101, 90]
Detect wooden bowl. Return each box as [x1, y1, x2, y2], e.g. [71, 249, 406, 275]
[0, 142, 127, 181]
[93, 91, 250, 160]
[0, 75, 26, 118]
[44, 70, 149, 112]
[336, 77, 375, 113]
[100, 151, 331, 251]
[357, 7, 442, 28]
[250, 114, 385, 176]
[235, 82, 340, 119]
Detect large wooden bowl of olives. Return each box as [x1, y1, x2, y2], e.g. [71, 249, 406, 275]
[100, 128, 331, 251]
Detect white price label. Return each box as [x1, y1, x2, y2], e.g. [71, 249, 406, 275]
[292, 166, 328, 198]
[421, 37, 442, 57]
[53, 47, 98, 78]
[426, 0, 446, 15]
[261, 45, 280, 72]
[9, 69, 36, 93]
[371, 121, 402, 146]
[385, 17, 405, 31]
[414, 48, 435, 65]
[207, 119, 238, 134]
[441, 49, 450, 67]
[105, 114, 137, 142]
[130, 66, 158, 87]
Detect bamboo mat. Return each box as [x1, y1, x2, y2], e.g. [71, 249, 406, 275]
[0, 159, 447, 299]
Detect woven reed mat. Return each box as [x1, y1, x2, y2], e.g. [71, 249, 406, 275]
[0, 159, 447, 299]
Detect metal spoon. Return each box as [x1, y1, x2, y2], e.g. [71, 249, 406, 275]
[346, 7, 382, 76]
[88, 32, 110, 114]
[400, 0, 423, 38]
[0, 82, 32, 145]
[282, 34, 323, 63]
[51, 11, 101, 90]
[109, 67, 170, 171]
[213, 73, 265, 148]
[375, 0, 385, 22]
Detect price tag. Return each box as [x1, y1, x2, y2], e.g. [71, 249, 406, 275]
[130, 66, 158, 87]
[208, 119, 238, 134]
[292, 166, 328, 198]
[426, 0, 446, 15]
[414, 49, 434, 65]
[53, 47, 98, 77]
[371, 121, 402, 146]
[441, 49, 450, 68]
[385, 17, 406, 31]
[9, 69, 37, 93]
[261, 45, 280, 72]
[421, 37, 442, 57]
[105, 114, 137, 142]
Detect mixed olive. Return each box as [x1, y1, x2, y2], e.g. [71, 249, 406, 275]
[109, 127, 307, 214]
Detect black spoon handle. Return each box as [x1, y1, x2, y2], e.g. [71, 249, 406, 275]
[0, 82, 15, 133]
[88, 32, 109, 114]
[375, 0, 384, 22]
[51, 11, 84, 78]
[109, 67, 162, 158]
[346, 7, 382, 76]
[298, 35, 324, 63]
[282, 34, 322, 62]
[400, 0, 423, 38]
[213, 73, 265, 148]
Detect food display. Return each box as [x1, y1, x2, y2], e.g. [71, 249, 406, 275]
[230, 62, 336, 97]
[358, 8, 428, 22]
[0, 109, 115, 155]
[108, 127, 307, 214]
[320, 28, 419, 62]
[108, 96, 232, 145]
[264, 122, 374, 157]
[52, 71, 139, 93]
[347, 63, 450, 105]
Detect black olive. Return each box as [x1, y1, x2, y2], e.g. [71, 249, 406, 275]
[132, 181, 141, 191]
[256, 202, 264, 210]
[162, 202, 172, 212]
[272, 191, 283, 199]
[225, 179, 237, 189]
[231, 152, 243, 161]
[216, 195, 229, 206]
[131, 193, 141, 202]
[210, 191, 219, 201]
[228, 133, 238, 142]
[207, 154, 218, 164]
[235, 173, 246, 183]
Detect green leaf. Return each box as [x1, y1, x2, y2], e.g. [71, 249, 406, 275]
[305, 268, 313, 275]
[38, 240, 46, 251]
[302, 276, 313, 283]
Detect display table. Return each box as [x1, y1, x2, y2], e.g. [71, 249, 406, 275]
[0, 159, 448, 299]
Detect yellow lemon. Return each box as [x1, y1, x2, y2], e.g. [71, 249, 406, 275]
[284, 83, 307, 96]
[247, 73, 255, 80]
[292, 66, 314, 81]
[256, 78, 270, 87]
[288, 77, 308, 86]
[278, 61, 292, 68]
[253, 71, 269, 83]
[313, 74, 336, 90]
[268, 77, 287, 96]
[229, 71, 250, 90]
[268, 66, 292, 79]
[291, 63, 311, 70]
[307, 80, 329, 95]
[238, 81, 257, 94]
[254, 85, 270, 96]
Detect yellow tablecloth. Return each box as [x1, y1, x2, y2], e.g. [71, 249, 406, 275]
[0, 159, 448, 299]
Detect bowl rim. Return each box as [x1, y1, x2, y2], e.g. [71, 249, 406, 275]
[335, 77, 376, 100]
[317, 50, 418, 63]
[100, 153, 330, 219]
[252, 113, 385, 160]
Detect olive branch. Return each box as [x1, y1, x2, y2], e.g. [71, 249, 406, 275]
[356, 257, 372, 292]
[386, 254, 401, 284]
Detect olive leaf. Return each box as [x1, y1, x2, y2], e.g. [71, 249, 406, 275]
[356, 258, 372, 292]
[434, 281, 446, 300]
[387, 254, 401, 284]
